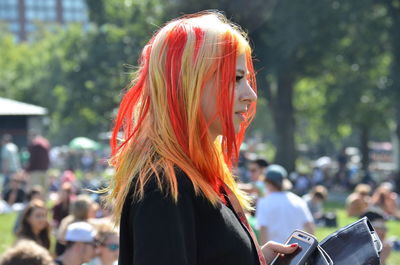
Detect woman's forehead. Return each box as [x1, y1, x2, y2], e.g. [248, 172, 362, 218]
[236, 54, 248, 72]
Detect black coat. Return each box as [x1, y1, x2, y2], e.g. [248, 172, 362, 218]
[119, 170, 260, 265]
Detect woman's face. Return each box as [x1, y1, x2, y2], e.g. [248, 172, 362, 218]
[27, 207, 48, 234]
[99, 234, 120, 264]
[202, 53, 257, 139]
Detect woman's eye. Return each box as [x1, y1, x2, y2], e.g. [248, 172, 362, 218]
[236, 75, 243, 82]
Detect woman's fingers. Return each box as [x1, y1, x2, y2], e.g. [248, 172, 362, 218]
[261, 241, 300, 264]
[265, 241, 299, 254]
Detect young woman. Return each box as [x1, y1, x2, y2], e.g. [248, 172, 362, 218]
[16, 199, 51, 250]
[107, 11, 298, 265]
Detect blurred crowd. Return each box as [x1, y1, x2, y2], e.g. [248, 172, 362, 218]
[1, 133, 400, 265]
[0, 134, 117, 265]
[235, 147, 400, 265]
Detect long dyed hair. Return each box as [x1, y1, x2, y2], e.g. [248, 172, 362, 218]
[108, 11, 257, 221]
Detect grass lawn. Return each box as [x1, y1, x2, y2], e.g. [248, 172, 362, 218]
[1, 208, 400, 263]
[0, 212, 16, 254]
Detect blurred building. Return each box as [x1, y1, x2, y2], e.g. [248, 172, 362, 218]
[0, 97, 48, 147]
[0, 0, 89, 42]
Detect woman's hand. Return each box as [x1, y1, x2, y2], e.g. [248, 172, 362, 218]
[261, 241, 299, 264]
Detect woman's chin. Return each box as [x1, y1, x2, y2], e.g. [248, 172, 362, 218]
[233, 122, 242, 134]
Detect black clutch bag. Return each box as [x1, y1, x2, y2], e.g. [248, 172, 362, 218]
[307, 217, 382, 265]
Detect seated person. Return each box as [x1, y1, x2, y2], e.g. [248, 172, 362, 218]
[87, 222, 119, 265]
[238, 158, 269, 198]
[370, 182, 399, 219]
[56, 194, 96, 256]
[13, 186, 43, 234]
[2, 175, 26, 206]
[0, 240, 53, 265]
[293, 172, 311, 197]
[361, 210, 391, 265]
[303, 185, 331, 226]
[52, 182, 73, 229]
[55, 222, 98, 265]
[346, 183, 371, 217]
[16, 199, 51, 250]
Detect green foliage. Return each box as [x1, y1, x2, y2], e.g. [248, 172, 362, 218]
[247, 97, 274, 141]
[0, 0, 399, 169]
[314, 2, 393, 168]
[294, 78, 328, 145]
[0, 1, 164, 145]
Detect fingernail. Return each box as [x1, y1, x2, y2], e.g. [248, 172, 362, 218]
[290, 243, 298, 248]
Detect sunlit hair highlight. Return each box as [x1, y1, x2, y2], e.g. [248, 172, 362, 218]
[108, 11, 257, 222]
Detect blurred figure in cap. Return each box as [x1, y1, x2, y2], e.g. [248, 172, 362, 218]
[256, 164, 315, 244]
[55, 222, 98, 265]
[264, 164, 293, 190]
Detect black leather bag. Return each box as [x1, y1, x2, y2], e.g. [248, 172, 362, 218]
[307, 245, 334, 265]
[307, 217, 382, 265]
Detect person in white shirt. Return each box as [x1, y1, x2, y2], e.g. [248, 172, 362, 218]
[1, 134, 21, 189]
[256, 164, 315, 244]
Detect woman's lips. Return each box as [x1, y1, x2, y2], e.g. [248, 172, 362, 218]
[235, 112, 246, 121]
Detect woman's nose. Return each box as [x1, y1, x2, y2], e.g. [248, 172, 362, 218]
[239, 81, 257, 103]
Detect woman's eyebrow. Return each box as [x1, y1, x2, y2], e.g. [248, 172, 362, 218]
[236, 69, 245, 75]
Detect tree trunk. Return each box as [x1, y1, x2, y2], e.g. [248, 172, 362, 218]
[385, 0, 400, 176]
[394, 113, 400, 192]
[393, 23, 400, 175]
[271, 71, 297, 173]
[360, 124, 370, 171]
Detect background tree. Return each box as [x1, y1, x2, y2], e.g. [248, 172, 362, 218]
[0, 0, 164, 144]
[382, 0, 400, 172]
[165, 0, 351, 172]
[0, 0, 397, 178]
[319, 1, 391, 171]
